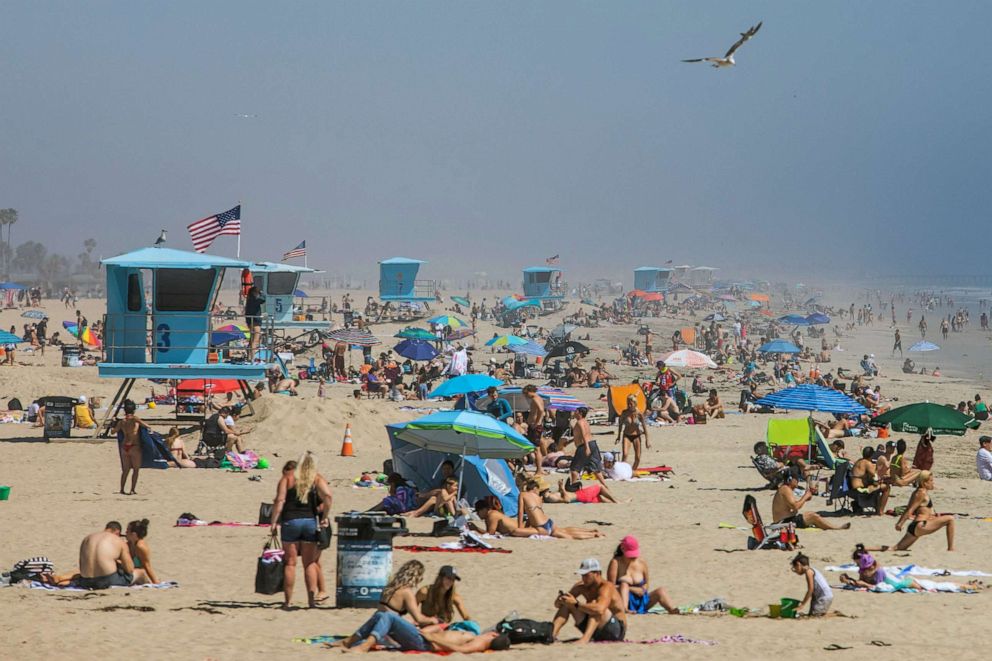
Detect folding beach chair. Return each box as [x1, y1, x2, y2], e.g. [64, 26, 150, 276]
[826, 461, 852, 511]
[766, 418, 813, 463]
[742, 495, 798, 550]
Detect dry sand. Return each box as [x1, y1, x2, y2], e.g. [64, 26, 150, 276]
[0, 291, 990, 660]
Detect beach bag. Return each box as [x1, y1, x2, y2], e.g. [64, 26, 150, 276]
[258, 502, 273, 525]
[254, 535, 285, 595]
[10, 556, 54, 583]
[496, 618, 554, 645]
[7, 398, 22, 411]
[316, 519, 332, 550]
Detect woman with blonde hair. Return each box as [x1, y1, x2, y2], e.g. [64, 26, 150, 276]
[269, 451, 333, 608]
[417, 565, 471, 623]
[893, 470, 956, 551]
[377, 560, 438, 626]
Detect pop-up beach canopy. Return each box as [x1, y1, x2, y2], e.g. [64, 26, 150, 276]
[386, 418, 524, 516]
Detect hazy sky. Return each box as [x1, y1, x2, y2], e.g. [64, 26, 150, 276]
[1, 1, 989, 283]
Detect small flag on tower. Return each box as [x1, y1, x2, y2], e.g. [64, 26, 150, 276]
[187, 205, 241, 253]
[282, 241, 307, 261]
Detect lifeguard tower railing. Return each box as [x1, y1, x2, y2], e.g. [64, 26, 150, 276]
[378, 279, 438, 301]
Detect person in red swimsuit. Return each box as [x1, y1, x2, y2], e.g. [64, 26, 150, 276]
[115, 400, 149, 495]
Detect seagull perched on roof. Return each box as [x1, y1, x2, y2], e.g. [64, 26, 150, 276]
[682, 21, 762, 68]
[154, 229, 167, 246]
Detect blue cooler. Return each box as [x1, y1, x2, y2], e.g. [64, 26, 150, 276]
[334, 513, 407, 608]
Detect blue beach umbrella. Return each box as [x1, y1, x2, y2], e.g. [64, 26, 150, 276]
[395, 327, 437, 341]
[908, 341, 940, 352]
[451, 296, 471, 307]
[21, 310, 48, 320]
[508, 341, 548, 358]
[778, 314, 811, 326]
[756, 384, 868, 416]
[805, 313, 830, 325]
[391, 410, 534, 459]
[0, 282, 27, 290]
[0, 330, 24, 344]
[427, 315, 466, 329]
[757, 339, 802, 354]
[428, 374, 503, 398]
[294, 289, 308, 298]
[394, 339, 438, 361]
[485, 334, 528, 347]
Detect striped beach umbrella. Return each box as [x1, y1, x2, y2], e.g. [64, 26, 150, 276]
[325, 328, 381, 346]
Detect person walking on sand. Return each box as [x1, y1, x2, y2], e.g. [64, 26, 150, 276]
[616, 394, 648, 471]
[115, 399, 149, 495]
[523, 385, 547, 475]
[892, 328, 902, 357]
[919, 315, 927, 338]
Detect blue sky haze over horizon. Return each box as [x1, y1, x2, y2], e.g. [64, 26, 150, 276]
[1, 1, 989, 284]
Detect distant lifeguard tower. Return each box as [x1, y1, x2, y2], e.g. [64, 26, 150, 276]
[97, 247, 272, 434]
[378, 257, 437, 303]
[522, 266, 564, 311]
[688, 266, 718, 287]
[250, 262, 328, 344]
[633, 266, 673, 293]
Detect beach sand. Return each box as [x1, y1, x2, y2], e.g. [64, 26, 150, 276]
[0, 290, 990, 660]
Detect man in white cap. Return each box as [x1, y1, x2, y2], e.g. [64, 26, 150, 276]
[551, 558, 626, 643]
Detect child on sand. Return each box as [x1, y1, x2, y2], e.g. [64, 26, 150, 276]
[790, 553, 832, 616]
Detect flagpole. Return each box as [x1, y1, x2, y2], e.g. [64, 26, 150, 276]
[237, 200, 242, 258]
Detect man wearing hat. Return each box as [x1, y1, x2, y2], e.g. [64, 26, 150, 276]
[551, 558, 626, 644]
[977, 436, 992, 481]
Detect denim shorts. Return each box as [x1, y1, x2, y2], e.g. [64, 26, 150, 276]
[281, 517, 317, 543]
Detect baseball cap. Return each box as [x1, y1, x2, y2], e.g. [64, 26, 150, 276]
[576, 558, 602, 575]
[602, 451, 615, 463]
[620, 535, 640, 558]
[857, 553, 876, 571]
[438, 565, 461, 581]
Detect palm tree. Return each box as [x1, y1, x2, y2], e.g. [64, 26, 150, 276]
[0, 209, 16, 279]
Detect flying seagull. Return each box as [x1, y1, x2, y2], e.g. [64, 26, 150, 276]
[154, 229, 167, 246]
[234, 113, 257, 119]
[682, 21, 762, 68]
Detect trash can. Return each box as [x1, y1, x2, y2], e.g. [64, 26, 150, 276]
[61, 345, 80, 367]
[334, 513, 407, 608]
[43, 396, 77, 440]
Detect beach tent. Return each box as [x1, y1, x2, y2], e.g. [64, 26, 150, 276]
[757, 339, 801, 354]
[386, 429, 520, 516]
[118, 427, 180, 470]
[608, 384, 647, 422]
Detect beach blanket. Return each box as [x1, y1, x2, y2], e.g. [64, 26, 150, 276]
[825, 564, 991, 578]
[175, 519, 267, 527]
[226, 450, 260, 470]
[594, 635, 716, 645]
[22, 580, 179, 592]
[395, 544, 511, 554]
[294, 635, 452, 654]
[839, 579, 978, 594]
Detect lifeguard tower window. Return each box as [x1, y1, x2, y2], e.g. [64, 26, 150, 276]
[155, 268, 216, 311]
[533, 271, 552, 283]
[126, 274, 142, 312]
[266, 272, 296, 296]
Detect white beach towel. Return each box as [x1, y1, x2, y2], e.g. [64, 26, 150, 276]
[826, 564, 991, 577]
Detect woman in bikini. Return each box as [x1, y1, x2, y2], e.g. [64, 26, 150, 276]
[518, 482, 603, 539]
[849, 445, 890, 516]
[616, 395, 648, 470]
[165, 427, 196, 468]
[114, 399, 150, 495]
[606, 535, 678, 614]
[893, 471, 956, 551]
[376, 560, 438, 626]
[470, 497, 544, 537]
[126, 519, 160, 585]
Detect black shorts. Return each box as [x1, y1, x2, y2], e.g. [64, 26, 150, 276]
[526, 425, 542, 445]
[576, 614, 626, 642]
[74, 568, 133, 590]
[780, 514, 808, 530]
[245, 315, 261, 329]
[570, 441, 603, 475]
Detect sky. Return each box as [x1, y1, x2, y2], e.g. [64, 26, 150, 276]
[1, 1, 990, 284]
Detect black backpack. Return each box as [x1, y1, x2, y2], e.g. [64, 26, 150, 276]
[496, 618, 554, 645]
[7, 398, 22, 411]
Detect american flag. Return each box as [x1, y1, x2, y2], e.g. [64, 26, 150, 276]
[187, 205, 241, 253]
[282, 241, 306, 260]
[546, 254, 560, 266]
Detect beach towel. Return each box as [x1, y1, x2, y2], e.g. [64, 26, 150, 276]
[118, 427, 180, 470]
[294, 635, 452, 654]
[225, 450, 259, 470]
[839, 579, 978, 594]
[594, 634, 716, 645]
[825, 564, 991, 578]
[22, 580, 179, 592]
[175, 519, 268, 527]
[395, 544, 511, 554]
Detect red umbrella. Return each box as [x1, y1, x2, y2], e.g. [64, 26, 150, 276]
[176, 379, 242, 395]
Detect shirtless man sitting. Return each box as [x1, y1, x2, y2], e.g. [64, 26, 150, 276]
[773, 469, 851, 531]
[703, 389, 725, 418]
[75, 521, 135, 589]
[552, 558, 627, 644]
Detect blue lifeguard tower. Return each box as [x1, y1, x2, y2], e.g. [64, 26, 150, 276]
[633, 266, 673, 293]
[97, 247, 272, 434]
[251, 262, 327, 329]
[522, 266, 564, 305]
[378, 257, 437, 302]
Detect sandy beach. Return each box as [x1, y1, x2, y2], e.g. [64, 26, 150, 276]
[1, 288, 990, 661]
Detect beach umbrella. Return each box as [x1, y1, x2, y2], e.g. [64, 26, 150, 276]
[451, 296, 471, 307]
[176, 379, 242, 395]
[703, 313, 726, 322]
[508, 341, 548, 358]
[486, 334, 528, 347]
[325, 328, 381, 346]
[756, 384, 868, 416]
[392, 410, 534, 460]
[661, 349, 718, 369]
[908, 341, 940, 352]
[62, 321, 101, 347]
[626, 290, 647, 299]
[211, 323, 248, 345]
[581, 298, 595, 306]
[21, 310, 47, 320]
[550, 323, 578, 339]
[0, 330, 24, 344]
[427, 315, 466, 329]
[778, 314, 811, 326]
[428, 374, 503, 399]
[640, 292, 663, 302]
[872, 402, 979, 436]
[476, 386, 585, 413]
[503, 297, 542, 312]
[294, 289, 308, 298]
[805, 313, 830, 325]
[394, 339, 438, 361]
[757, 339, 801, 354]
[395, 327, 436, 341]
[545, 341, 590, 360]
[0, 282, 27, 290]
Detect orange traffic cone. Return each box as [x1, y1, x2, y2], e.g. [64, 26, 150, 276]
[340, 423, 355, 457]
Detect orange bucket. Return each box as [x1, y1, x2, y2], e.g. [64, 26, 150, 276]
[878, 427, 889, 439]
